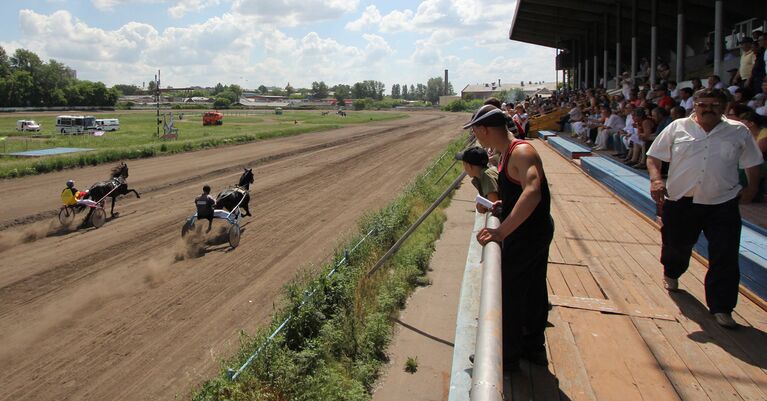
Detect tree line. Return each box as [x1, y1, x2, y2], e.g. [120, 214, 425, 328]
[0, 46, 119, 107]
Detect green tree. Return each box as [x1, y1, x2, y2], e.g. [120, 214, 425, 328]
[391, 84, 400, 99]
[425, 76, 453, 104]
[6, 70, 35, 106]
[310, 81, 329, 99]
[147, 80, 157, 92]
[10, 49, 42, 73]
[213, 82, 225, 94]
[113, 84, 141, 96]
[257, 85, 268, 94]
[0, 46, 10, 78]
[401, 84, 408, 100]
[332, 84, 351, 103]
[228, 84, 243, 99]
[213, 97, 231, 108]
[284, 83, 294, 96]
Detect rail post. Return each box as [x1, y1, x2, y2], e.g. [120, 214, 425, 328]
[470, 214, 504, 401]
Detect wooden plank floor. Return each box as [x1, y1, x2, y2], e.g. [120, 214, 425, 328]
[506, 140, 767, 401]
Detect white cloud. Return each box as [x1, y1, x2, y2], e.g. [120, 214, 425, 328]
[233, 0, 359, 26]
[345, 5, 381, 31]
[168, 0, 220, 18]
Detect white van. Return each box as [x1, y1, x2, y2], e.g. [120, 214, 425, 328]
[56, 115, 97, 134]
[16, 120, 41, 132]
[96, 118, 120, 131]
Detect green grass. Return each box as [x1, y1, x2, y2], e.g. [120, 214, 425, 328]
[0, 110, 405, 179]
[190, 134, 466, 401]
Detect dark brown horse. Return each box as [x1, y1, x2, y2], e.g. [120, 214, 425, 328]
[215, 168, 253, 217]
[86, 162, 140, 217]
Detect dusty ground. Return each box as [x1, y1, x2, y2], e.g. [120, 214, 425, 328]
[0, 112, 465, 401]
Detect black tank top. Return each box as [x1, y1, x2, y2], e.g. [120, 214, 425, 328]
[498, 140, 553, 241]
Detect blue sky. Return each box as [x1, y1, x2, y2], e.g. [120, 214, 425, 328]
[0, 0, 556, 92]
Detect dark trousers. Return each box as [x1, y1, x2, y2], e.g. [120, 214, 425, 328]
[559, 115, 570, 132]
[501, 225, 554, 365]
[661, 196, 742, 313]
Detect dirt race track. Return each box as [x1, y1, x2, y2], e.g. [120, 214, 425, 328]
[0, 112, 465, 401]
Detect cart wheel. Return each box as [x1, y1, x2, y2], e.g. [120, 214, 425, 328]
[181, 218, 195, 237]
[59, 207, 75, 226]
[90, 208, 106, 228]
[228, 224, 241, 248]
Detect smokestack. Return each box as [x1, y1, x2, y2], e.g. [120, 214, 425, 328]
[444, 69, 449, 95]
[498, 78, 501, 86]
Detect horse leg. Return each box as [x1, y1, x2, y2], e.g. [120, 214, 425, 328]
[110, 197, 117, 217]
[242, 203, 251, 217]
[128, 188, 141, 198]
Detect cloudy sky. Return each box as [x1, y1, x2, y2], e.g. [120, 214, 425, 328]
[0, 0, 556, 92]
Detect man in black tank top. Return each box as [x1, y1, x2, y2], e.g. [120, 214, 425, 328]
[465, 105, 555, 371]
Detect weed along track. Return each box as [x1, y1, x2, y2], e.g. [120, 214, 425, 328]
[0, 112, 465, 401]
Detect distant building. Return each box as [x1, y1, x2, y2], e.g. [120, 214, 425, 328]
[461, 81, 558, 100]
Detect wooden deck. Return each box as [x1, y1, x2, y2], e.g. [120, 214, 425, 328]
[506, 140, 767, 401]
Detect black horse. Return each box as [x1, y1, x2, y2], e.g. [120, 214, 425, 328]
[215, 168, 253, 217]
[86, 162, 141, 217]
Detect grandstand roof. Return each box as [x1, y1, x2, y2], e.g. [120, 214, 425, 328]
[509, 0, 764, 51]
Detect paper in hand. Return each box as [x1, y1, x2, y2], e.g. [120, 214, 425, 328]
[475, 194, 495, 209]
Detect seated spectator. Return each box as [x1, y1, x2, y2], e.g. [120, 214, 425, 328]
[624, 107, 645, 165]
[594, 106, 625, 151]
[668, 81, 679, 100]
[679, 87, 694, 114]
[626, 107, 654, 169]
[736, 38, 756, 86]
[455, 147, 500, 212]
[621, 72, 633, 100]
[612, 104, 634, 158]
[656, 86, 675, 111]
[670, 105, 686, 120]
[731, 111, 767, 202]
[565, 102, 584, 134]
[512, 104, 529, 138]
[708, 74, 726, 90]
[733, 87, 752, 105]
[749, 34, 767, 94]
[691, 77, 704, 92]
[658, 62, 671, 84]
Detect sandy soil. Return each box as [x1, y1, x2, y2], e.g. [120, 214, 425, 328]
[0, 112, 466, 401]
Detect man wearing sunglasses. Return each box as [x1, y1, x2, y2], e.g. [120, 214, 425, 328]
[646, 88, 763, 328]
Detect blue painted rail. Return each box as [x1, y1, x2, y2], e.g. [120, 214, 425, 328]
[580, 156, 767, 301]
[546, 136, 591, 159]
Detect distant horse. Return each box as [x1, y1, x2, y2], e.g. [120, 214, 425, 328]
[215, 168, 253, 217]
[336, 110, 347, 117]
[321, 111, 329, 116]
[86, 162, 141, 217]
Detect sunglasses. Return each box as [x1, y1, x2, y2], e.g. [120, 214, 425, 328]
[694, 102, 722, 109]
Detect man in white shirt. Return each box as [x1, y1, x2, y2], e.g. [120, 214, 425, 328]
[646, 88, 763, 328]
[679, 87, 694, 115]
[594, 106, 625, 150]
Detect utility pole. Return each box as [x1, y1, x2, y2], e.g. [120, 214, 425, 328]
[155, 70, 161, 138]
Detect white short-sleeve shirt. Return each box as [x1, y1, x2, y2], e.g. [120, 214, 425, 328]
[647, 116, 764, 204]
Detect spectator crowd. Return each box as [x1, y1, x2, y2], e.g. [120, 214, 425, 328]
[555, 30, 767, 202]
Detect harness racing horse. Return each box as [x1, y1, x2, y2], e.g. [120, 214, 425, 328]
[215, 168, 253, 217]
[86, 162, 141, 217]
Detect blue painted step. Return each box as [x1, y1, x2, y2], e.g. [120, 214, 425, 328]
[547, 136, 591, 159]
[580, 156, 767, 301]
[539, 130, 557, 140]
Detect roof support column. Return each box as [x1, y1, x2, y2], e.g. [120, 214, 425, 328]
[593, 25, 598, 88]
[585, 31, 590, 89]
[603, 13, 609, 89]
[650, 0, 657, 85]
[714, 0, 723, 77]
[676, 0, 685, 81]
[616, 2, 622, 86]
[631, 0, 637, 83]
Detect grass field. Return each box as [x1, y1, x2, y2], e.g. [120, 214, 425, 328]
[0, 110, 406, 178]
